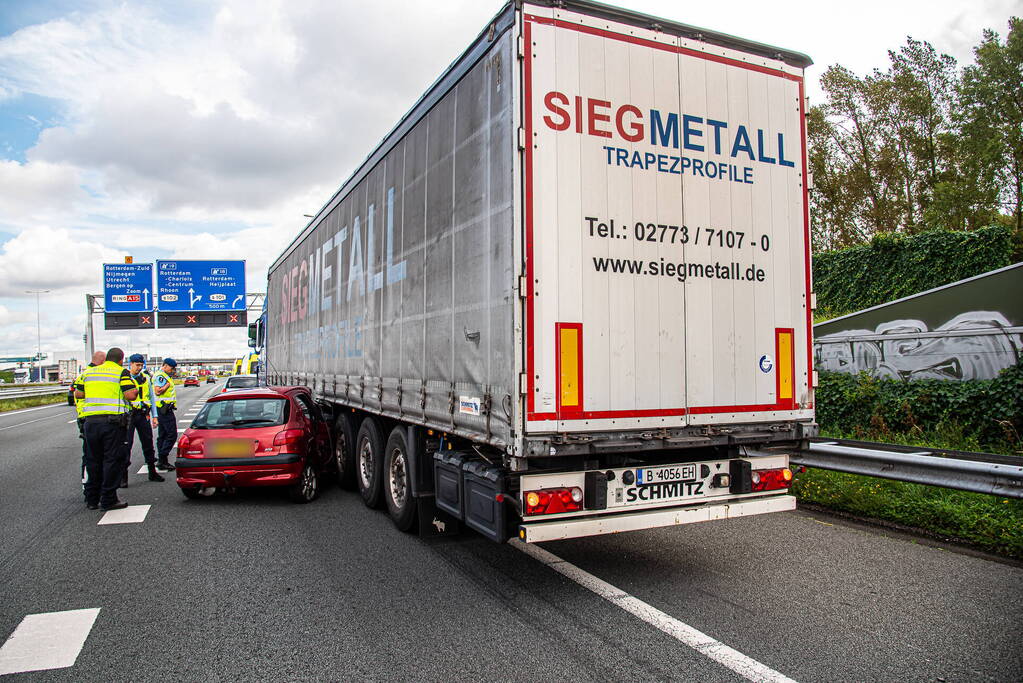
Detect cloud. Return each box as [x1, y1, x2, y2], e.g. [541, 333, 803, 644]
[0, 159, 86, 220]
[0, 304, 34, 326]
[3, 0, 497, 218]
[0, 225, 124, 297]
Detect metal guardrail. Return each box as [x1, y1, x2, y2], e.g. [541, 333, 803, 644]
[791, 439, 1023, 499]
[0, 386, 68, 400]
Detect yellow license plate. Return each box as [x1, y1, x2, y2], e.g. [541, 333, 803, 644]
[210, 440, 254, 457]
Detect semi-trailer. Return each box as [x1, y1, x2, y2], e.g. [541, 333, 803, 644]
[255, 0, 817, 542]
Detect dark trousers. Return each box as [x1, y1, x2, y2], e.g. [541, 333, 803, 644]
[77, 417, 88, 481]
[156, 409, 177, 462]
[83, 418, 129, 507]
[127, 411, 157, 467]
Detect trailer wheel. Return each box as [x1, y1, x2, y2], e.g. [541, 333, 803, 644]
[355, 417, 385, 508]
[383, 427, 417, 532]
[333, 412, 358, 489]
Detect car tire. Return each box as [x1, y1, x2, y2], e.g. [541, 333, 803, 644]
[334, 412, 358, 490]
[288, 462, 319, 503]
[355, 417, 385, 508]
[383, 427, 417, 532]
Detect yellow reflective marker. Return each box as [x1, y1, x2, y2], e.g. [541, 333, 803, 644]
[559, 325, 580, 408]
[778, 330, 793, 401]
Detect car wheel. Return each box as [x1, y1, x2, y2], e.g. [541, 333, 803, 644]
[288, 462, 319, 503]
[334, 413, 358, 490]
[355, 417, 385, 508]
[383, 427, 417, 532]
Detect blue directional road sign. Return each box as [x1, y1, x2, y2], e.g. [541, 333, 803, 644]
[156, 260, 246, 312]
[103, 263, 154, 312]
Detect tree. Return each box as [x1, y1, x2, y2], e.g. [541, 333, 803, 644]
[809, 28, 1018, 252]
[809, 65, 906, 250]
[958, 17, 1023, 233]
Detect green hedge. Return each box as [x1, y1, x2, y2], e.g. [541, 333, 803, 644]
[813, 226, 1015, 317]
[815, 364, 1023, 451]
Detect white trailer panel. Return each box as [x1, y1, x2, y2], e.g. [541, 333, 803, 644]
[523, 7, 813, 434]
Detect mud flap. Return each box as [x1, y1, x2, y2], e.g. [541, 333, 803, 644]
[416, 496, 460, 538]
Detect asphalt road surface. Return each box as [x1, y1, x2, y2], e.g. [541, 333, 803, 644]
[1, 384, 1020, 681]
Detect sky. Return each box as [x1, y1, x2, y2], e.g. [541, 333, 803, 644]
[0, 0, 1019, 363]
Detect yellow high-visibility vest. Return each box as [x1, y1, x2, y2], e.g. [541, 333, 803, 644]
[73, 369, 88, 419]
[80, 361, 132, 416]
[130, 373, 151, 409]
[154, 370, 176, 407]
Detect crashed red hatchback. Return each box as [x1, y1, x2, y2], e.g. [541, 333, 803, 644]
[175, 386, 333, 503]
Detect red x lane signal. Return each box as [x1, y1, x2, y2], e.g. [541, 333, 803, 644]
[186, 315, 197, 324]
[229, 314, 239, 323]
[140, 315, 152, 325]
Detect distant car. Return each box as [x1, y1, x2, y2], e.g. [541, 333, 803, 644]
[206, 375, 216, 384]
[175, 386, 333, 503]
[222, 374, 259, 393]
[183, 376, 200, 387]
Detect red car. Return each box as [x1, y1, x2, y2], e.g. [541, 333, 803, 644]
[183, 375, 200, 387]
[175, 386, 333, 503]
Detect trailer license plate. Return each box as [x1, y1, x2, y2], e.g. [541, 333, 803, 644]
[637, 464, 697, 485]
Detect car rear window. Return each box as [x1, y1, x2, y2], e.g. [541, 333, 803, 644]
[192, 397, 288, 429]
[226, 376, 259, 389]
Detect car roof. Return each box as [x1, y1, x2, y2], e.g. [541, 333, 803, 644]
[208, 386, 289, 402]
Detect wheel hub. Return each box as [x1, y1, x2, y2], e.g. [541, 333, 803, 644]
[359, 439, 373, 488]
[389, 449, 408, 508]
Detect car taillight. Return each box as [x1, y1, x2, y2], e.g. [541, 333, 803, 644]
[273, 429, 304, 449]
[523, 487, 584, 515]
[177, 434, 204, 457]
[751, 468, 792, 492]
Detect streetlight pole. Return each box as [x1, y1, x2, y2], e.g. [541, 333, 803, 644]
[25, 289, 50, 382]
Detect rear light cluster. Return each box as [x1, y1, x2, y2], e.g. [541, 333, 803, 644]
[177, 435, 203, 457]
[524, 487, 583, 516]
[751, 468, 793, 492]
[273, 429, 304, 451]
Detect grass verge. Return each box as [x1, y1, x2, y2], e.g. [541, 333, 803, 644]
[794, 429, 1023, 559]
[0, 393, 68, 413]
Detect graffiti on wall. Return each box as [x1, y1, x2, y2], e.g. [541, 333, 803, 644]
[815, 311, 1023, 381]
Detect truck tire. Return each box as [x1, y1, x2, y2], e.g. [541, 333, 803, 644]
[355, 417, 385, 508]
[334, 412, 358, 489]
[383, 427, 417, 532]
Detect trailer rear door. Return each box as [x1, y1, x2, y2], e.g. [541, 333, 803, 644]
[522, 6, 813, 434]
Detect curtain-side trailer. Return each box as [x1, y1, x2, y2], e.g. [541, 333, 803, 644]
[261, 0, 817, 542]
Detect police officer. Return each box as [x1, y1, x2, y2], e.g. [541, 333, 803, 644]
[74, 350, 106, 483]
[75, 347, 137, 510]
[153, 358, 178, 471]
[125, 354, 164, 483]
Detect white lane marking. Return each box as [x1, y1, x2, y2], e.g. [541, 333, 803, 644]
[136, 465, 148, 475]
[0, 608, 101, 675]
[0, 403, 71, 418]
[97, 505, 151, 525]
[513, 541, 798, 683]
[68, 419, 77, 424]
[0, 414, 68, 431]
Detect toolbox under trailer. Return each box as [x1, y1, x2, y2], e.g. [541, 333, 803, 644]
[262, 0, 817, 542]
